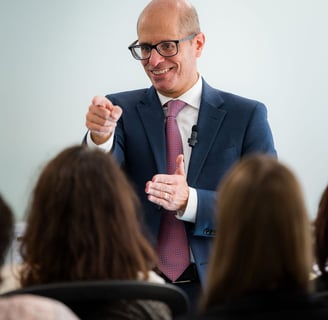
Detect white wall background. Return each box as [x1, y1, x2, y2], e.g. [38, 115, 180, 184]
[1, 0, 327, 221]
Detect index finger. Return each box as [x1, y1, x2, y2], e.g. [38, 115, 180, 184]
[91, 96, 113, 110]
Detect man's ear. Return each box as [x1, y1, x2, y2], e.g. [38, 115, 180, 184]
[195, 32, 205, 57]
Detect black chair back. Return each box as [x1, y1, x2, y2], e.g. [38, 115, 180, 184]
[1, 280, 190, 318]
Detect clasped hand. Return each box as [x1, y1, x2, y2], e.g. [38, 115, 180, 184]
[145, 154, 189, 212]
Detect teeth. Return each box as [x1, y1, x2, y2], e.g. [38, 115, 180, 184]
[152, 68, 169, 75]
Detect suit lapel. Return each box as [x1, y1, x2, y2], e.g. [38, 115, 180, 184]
[134, 82, 227, 180]
[136, 88, 167, 174]
[187, 81, 227, 185]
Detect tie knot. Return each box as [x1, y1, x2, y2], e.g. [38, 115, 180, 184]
[167, 99, 186, 118]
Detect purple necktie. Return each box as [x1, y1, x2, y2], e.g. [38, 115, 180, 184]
[157, 99, 190, 282]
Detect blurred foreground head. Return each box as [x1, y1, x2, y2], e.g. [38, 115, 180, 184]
[202, 154, 312, 309]
[0, 194, 14, 284]
[20, 145, 156, 286]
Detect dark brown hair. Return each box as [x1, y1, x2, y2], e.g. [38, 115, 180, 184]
[19, 145, 157, 286]
[314, 186, 328, 274]
[0, 194, 14, 284]
[201, 154, 312, 310]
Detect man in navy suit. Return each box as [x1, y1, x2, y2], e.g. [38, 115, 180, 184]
[84, 0, 276, 302]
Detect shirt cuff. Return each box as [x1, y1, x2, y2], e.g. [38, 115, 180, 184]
[86, 130, 114, 152]
[176, 187, 197, 223]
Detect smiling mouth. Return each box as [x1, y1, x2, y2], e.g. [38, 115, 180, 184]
[151, 68, 171, 75]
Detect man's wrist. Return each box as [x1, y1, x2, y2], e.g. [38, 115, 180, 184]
[86, 131, 114, 152]
[90, 131, 111, 145]
[176, 187, 197, 223]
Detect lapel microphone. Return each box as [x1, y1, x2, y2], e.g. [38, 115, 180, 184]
[188, 125, 198, 147]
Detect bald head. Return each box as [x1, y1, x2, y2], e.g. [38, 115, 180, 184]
[137, 0, 200, 36]
[134, 0, 205, 98]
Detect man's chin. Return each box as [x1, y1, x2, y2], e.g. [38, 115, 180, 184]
[153, 83, 172, 94]
[151, 78, 175, 92]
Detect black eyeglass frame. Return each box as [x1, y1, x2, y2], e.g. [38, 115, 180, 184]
[128, 33, 197, 60]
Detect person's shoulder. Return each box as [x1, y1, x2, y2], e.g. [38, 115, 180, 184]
[0, 294, 79, 319]
[313, 274, 328, 292]
[202, 80, 266, 111]
[220, 90, 263, 108]
[183, 300, 328, 320]
[106, 88, 151, 103]
[103, 299, 171, 320]
[103, 87, 158, 111]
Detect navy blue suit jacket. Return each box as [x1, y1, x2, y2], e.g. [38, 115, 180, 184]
[93, 79, 276, 284]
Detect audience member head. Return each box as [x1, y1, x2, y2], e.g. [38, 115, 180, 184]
[201, 154, 313, 309]
[314, 185, 328, 275]
[0, 194, 14, 284]
[19, 145, 157, 286]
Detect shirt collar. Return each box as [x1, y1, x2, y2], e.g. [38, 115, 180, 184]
[157, 75, 202, 110]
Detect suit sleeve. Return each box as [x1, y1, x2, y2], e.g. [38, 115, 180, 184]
[242, 102, 277, 156]
[192, 102, 276, 238]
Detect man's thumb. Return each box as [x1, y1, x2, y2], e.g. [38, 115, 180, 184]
[175, 154, 186, 176]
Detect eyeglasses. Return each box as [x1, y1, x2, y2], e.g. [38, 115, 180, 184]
[128, 33, 197, 60]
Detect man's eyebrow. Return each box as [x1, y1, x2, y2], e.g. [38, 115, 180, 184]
[137, 41, 151, 46]
[138, 39, 174, 46]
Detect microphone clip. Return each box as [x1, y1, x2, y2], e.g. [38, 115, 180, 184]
[188, 125, 198, 147]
